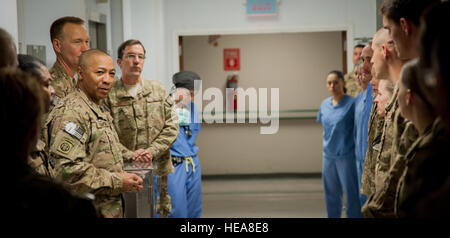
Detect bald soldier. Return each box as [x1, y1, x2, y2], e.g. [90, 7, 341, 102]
[106, 39, 179, 218]
[43, 49, 149, 218]
[362, 28, 418, 217]
[49, 16, 90, 106]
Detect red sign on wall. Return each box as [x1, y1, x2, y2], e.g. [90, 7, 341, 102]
[224, 48, 240, 71]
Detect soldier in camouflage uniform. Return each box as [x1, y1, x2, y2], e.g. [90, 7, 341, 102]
[2, 68, 98, 218]
[395, 57, 449, 217]
[360, 69, 383, 198]
[105, 40, 179, 218]
[49, 16, 90, 106]
[44, 50, 147, 218]
[397, 1, 450, 217]
[18, 54, 56, 177]
[361, 27, 411, 217]
[362, 61, 419, 218]
[344, 44, 364, 98]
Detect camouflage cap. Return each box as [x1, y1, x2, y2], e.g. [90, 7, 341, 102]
[172, 71, 200, 90]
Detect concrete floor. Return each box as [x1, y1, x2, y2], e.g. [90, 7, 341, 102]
[201, 177, 327, 218]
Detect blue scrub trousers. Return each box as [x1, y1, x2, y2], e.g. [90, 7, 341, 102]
[322, 157, 363, 218]
[356, 159, 368, 207]
[186, 155, 202, 218]
[154, 155, 202, 218]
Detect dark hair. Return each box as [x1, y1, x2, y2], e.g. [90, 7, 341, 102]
[401, 59, 433, 111]
[0, 28, 17, 68]
[418, 1, 450, 129]
[380, 0, 440, 26]
[18, 54, 45, 80]
[117, 39, 146, 59]
[354, 44, 365, 49]
[0, 68, 43, 159]
[328, 70, 347, 93]
[50, 16, 85, 42]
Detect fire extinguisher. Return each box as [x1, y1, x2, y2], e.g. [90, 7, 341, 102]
[226, 74, 238, 112]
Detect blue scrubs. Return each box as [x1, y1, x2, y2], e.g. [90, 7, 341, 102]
[154, 102, 202, 218]
[354, 84, 373, 207]
[317, 95, 362, 218]
[185, 102, 202, 218]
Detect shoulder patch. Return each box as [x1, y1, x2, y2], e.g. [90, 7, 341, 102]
[64, 122, 85, 141]
[57, 137, 75, 155]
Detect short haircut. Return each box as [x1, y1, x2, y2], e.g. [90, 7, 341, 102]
[0, 68, 43, 158]
[78, 49, 110, 69]
[18, 54, 45, 80]
[354, 44, 365, 49]
[0, 28, 17, 68]
[379, 0, 440, 26]
[117, 39, 146, 59]
[50, 16, 85, 41]
[373, 28, 389, 49]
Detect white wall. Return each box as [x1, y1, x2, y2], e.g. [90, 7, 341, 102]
[17, 0, 86, 67]
[0, 0, 18, 48]
[17, 0, 112, 68]
[183, 32, 343, 110]
[122, 0, 165, 84]
[160, 0, 377, 89]
[84, 0, 113, 55]
[183, 32, 343, 175]
[110, 0, 123, 71]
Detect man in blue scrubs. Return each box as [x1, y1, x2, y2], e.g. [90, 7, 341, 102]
[354, 45, 374, 207]
[156, 71, 202, 218]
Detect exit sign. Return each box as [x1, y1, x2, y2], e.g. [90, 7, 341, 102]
[247, 0, 277, 17]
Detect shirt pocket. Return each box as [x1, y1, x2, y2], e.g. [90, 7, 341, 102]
[113, 104, 137, 134]
[89, 121, 117, 169]
[146, 97, 164, 131]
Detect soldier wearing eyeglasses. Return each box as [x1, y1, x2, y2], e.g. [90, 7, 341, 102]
[105, 39, 179, 218]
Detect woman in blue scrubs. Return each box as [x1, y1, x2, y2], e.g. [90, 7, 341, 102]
[317, 70, 363, 218]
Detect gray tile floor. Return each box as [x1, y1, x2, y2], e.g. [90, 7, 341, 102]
[201, 177, 328, 218]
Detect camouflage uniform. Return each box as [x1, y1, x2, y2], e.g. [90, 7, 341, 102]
[374, 85, 399, 190]
[360, 102, 384, 197]
[344, 70, 361, 98]
[43, 88, 132, 218]
[362, 85, 419, 217]
[395, 118, 450, 217]
[27, 139, 54, 178]
[49, 61, 77, 107]
[106, 78, 179, 217]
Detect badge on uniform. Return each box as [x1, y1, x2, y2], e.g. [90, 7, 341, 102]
[56, 137, 75, 155]
[64, 122, 85, 141]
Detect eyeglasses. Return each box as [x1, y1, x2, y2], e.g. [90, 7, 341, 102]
[124, 53, 146, 61]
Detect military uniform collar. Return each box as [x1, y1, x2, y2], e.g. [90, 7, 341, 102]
[385, 83, 399, 112]
[77, 88, 108, 120]
[115, 78, 151, 99]
[52, 61, 76, 84]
